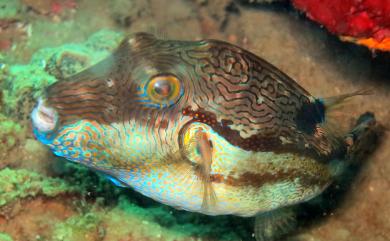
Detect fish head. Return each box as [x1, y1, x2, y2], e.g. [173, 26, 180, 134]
[31, 33, 209, 170]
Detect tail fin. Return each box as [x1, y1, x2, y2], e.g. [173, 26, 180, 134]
[344, 112, 379, 163]
[295, 89, 374, 157]
[329, 112, 379, 176]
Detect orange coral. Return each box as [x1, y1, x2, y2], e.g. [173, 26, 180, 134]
[341, 36, 390, 52]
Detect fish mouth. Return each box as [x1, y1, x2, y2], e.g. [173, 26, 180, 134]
[31, 98, 59, 133]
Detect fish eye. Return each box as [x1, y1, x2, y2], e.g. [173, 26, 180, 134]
[146, 74, 181, 105]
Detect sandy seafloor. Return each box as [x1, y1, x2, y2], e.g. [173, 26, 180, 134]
[0, 0, 389, 241]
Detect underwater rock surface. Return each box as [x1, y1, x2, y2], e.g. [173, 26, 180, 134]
[0, 0, 389, 241]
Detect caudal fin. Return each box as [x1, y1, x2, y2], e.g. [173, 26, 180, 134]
[344, 112, 379, 163]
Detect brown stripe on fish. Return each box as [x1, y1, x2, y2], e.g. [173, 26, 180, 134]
[180, 106, 330, 161]
[46, 71, 133, 125]
[210, 168, 330, 189]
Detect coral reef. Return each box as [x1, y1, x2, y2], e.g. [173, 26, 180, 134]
[0, 0, 27, 52]
[0, 168, 75, 207]
[1, 29, 123, 121]
[0, 114, 24, 161]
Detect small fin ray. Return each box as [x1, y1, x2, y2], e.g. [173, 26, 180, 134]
[322, 89, 372, 110]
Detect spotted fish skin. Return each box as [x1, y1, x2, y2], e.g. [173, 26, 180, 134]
[32, 33, 352, 217]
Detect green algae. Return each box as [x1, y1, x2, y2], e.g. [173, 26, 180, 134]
[33, 29, 123, 79]
[0, 0, 22, 20]
[52, 212, 103, 241]
[0, 114, 24, 154]
[1, 64, 56, 112]
[0, 232, 13, 241]
[1, 29, 123, 117]
[52, 160, 124, 202]
[0, 168, 76, 207]
[107, 196, 245, 241]
[49, 195, 245, 241]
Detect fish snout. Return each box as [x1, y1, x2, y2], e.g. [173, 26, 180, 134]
[31, 98, 59, 133]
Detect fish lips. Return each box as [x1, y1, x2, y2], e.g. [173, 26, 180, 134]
[31, 98, 59, 138]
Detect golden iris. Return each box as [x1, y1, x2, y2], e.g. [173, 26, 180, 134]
[146, 74, 181, 104]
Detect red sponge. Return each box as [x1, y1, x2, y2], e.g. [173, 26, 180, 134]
[292, 0, 390, 51]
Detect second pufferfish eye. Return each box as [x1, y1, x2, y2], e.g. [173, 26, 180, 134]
[146, 74, 182, 106]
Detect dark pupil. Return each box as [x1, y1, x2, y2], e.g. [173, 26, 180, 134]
[154, 80, 172, 97]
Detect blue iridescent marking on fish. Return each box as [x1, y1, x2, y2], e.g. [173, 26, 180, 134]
[104, 174, 127, 187]
[33, 127, 55, 145]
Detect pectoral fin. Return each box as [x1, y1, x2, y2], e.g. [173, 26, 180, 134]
[194, 128, 217, 212]
[181, 123, 218, 212]
[103, 174, 128, 188]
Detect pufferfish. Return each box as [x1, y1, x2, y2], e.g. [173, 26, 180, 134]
[31, 33, 376, 241]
